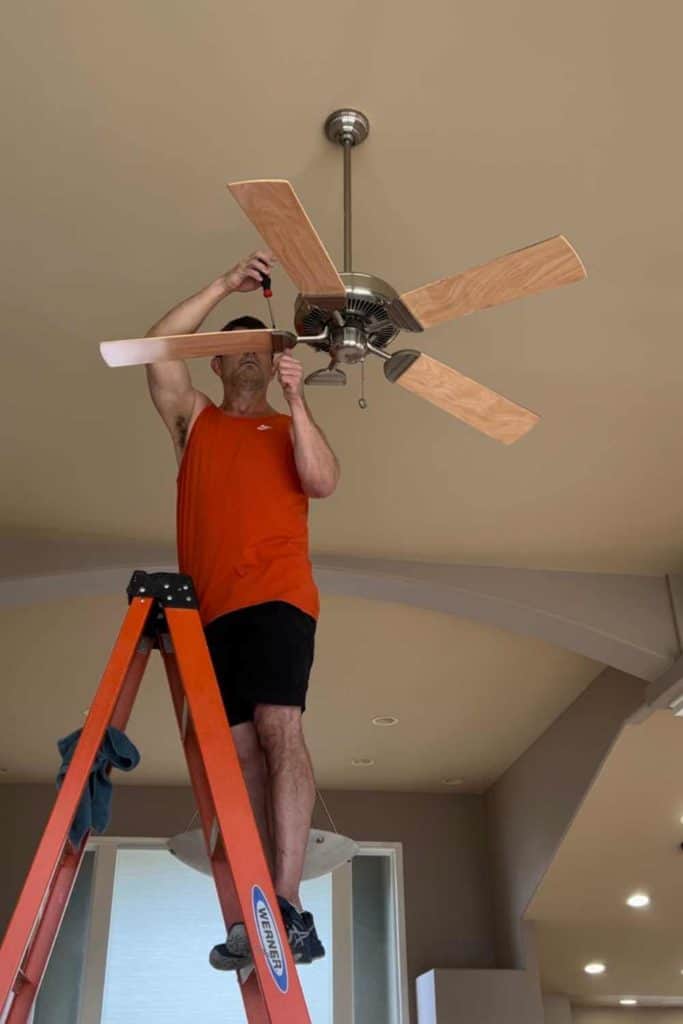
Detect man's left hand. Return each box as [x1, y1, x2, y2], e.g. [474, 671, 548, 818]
[275, 353, 305, 403]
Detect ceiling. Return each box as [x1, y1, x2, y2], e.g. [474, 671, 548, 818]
[530, 711, 683, 1009]
[2, 0, 683, 1009]
[1, 0, 683, 574]
[0, 592, 597, 790]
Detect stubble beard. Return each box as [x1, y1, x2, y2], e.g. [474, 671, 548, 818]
[231, 363, 266, 394]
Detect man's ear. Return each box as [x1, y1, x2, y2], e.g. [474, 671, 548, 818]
[270, 354, 280, 380]
[210, 355, 222, 378]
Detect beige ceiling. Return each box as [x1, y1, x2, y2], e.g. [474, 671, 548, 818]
[1, 0, 683, 573]
[0, 592, 597, 790]
[529, 711, 683, 1008]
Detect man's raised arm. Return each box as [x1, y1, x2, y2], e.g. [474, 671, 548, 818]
[144, 250, 273, 447]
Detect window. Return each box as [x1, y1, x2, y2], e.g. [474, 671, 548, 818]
[34, 837, 408, 1023]
[101, 849, 332, 1023]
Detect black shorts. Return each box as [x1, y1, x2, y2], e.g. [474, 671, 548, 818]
[204, 601, 316, 727]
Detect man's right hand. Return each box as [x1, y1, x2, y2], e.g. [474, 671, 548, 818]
[221, 250, 275, 295]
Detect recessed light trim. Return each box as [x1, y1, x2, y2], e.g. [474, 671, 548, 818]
[371, 715, 399, 727]
[351, 758, 375, 767]
[441, 777, 464, 786]
[626, 891, 650, 908]
[584, 962, 606, 975]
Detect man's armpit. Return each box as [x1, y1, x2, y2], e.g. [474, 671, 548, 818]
[174, 413, 189, 450]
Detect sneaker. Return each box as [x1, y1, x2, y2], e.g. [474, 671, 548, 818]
[277, 897, 326, 964]
[301, 910, 325, 961]
[209, 902, 326, 971]
[209, 923, 252, 971]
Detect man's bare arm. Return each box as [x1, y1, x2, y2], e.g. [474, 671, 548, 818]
[277, 353, 340, 499]
[145, 251, 273, 449]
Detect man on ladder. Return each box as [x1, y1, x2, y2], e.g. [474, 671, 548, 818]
[144, 249, 339, 971]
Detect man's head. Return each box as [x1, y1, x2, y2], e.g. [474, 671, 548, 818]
[210, 315, 274, 394]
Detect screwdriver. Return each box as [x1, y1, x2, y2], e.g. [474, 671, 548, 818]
[259, 272, 276, 330]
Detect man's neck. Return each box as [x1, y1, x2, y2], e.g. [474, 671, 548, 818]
[220, 387, 276, 419]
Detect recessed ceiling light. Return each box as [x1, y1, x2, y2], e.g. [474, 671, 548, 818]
[371, 716, 399, 727]
[626, 891, 650, 908]
[584, 962, 606, 975]
[0, 767, 8, 775]
[441, 777, 464, 786]
[619, 999, 638, 1006]
[351, 758, 375, 767]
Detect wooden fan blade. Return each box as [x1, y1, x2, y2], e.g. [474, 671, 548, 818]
[228, 179, 346, 306]
[399, 235, 586, 329]
[100, 330, 295, 368]
[385, 351, 539, 444]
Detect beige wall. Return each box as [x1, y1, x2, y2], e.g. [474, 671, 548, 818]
[544, 993, 574, 1024]
[417, 967, 542, 1024]
[0, 784, 495, 1024]
[486, 668, 646, 967]
[574, 1011, 683, 1024]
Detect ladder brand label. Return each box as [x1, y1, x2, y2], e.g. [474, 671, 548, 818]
[251, 886, 288, 993]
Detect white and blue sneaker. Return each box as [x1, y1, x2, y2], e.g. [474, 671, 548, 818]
[209, 899, 325, 971]
[277, 897, 325, 964]
[209, 923, 252, 971]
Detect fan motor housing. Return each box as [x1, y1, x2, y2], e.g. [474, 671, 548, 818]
[294, 272, 402, 359]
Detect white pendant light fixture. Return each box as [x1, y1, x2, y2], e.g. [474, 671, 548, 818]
[167, 827, 359, 881]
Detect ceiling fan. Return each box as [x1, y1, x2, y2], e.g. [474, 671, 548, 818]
[101, 108, 587, 444]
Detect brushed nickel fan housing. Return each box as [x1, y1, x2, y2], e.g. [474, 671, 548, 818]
[294, 272, 402, 360]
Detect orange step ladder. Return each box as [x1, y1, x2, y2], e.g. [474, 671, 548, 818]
[0, 570, 313, 1023]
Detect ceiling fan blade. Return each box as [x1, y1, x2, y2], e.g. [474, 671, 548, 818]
[385, 351, 539, 444]
[228, 179, 346, 307]
[399, 235, 586, 329]
[100, 329, 295, 368]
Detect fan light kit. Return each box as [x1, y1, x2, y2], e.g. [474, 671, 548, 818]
[101, 109, 588, 446]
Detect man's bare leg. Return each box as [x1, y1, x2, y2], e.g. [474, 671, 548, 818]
[223, 721, 274, 923]
[253, 704, 316, 911]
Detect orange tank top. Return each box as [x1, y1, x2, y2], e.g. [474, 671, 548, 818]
[176, 404, 319, 626]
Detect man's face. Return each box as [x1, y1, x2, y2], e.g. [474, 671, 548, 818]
[212, 350, 273, 391]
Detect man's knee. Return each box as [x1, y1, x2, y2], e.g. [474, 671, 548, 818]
[253, 705, 305, 765]
[231, 723, 266, 781]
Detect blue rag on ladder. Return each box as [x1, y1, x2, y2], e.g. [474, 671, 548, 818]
[56, 726, 141, 847]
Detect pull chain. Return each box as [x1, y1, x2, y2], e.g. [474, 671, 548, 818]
[358, 359, 368, 410]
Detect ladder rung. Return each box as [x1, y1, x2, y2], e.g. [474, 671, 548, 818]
[209, 817, 219, 857]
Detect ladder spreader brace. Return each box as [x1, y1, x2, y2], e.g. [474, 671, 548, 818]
[0, 571, 313, 1023]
